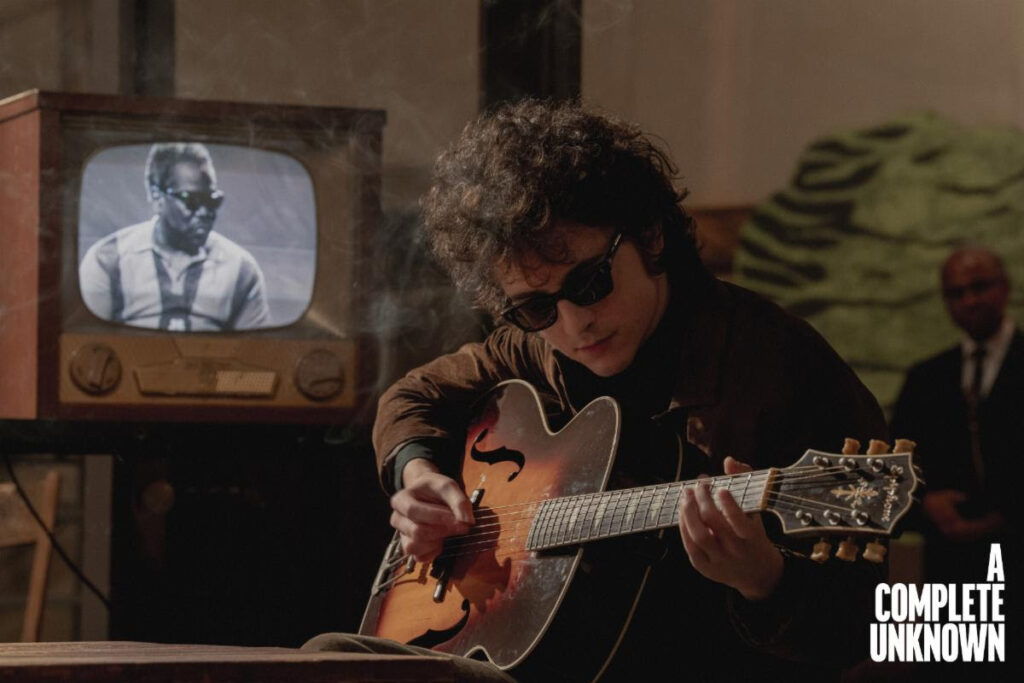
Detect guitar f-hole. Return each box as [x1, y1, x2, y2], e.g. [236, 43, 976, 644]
[407, 599, 472, 649]
[469, 429, 525, 481]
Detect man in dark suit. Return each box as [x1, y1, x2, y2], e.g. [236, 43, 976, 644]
[892, 246, 1018, 582]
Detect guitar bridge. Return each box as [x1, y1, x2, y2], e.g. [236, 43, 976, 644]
[429, 487, 484, 602]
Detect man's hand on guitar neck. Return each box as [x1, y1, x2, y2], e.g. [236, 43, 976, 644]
[678, 456, 784, 602]
[390, 458, 475, 562]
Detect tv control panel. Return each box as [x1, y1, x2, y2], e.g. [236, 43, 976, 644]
[57, 332, 359, 421]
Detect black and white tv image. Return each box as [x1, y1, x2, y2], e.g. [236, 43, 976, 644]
[78, 142, 317, 332]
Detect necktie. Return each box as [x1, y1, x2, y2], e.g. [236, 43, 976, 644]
[969, 347, 986, 402]
[967, 347, 987, 491]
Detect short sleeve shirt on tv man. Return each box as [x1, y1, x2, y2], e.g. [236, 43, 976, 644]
[79, 218, 271, 331]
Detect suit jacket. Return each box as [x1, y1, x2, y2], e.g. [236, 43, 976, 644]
[891, 330, 1023, 587]
[891, 330, 1023, 518]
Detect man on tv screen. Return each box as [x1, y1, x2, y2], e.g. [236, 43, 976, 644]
[79, 142, 271, 331]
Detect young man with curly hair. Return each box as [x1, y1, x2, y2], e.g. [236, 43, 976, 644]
[329, 101, 886, 681]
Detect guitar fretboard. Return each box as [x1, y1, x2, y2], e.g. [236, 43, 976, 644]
[525, 472, 773, 551]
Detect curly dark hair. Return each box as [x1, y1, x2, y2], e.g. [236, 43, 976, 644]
[421, 99, 704, 314]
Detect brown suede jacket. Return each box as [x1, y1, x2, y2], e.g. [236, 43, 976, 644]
[372, 277, 888, 681]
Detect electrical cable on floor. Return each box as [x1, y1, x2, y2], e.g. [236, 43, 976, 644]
[3, 452, 111, 610]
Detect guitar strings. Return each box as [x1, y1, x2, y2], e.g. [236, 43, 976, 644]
[382, 553, 411, 572]
[375, 466, 903, 577]
[428, 492, 870, 561]
[454, 469, 873, 541]
[464, 464, 860, 524]
[455, 484, 872, 543]
[425, 500, 873, 564]
[378, 488, 883, 575]
[469, 465, 829, 513]
[462, 479, 880, 540]
[446, 491, 857, 546]
[375, 567, 409, 592]
[465, 466, 815, 519]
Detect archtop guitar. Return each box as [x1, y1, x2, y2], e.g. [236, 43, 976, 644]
[360, 380, 918, 681]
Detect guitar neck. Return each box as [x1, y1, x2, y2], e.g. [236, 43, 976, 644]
[525, 470, 775, 551]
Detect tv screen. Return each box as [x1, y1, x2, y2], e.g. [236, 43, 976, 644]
[77, 142, 316, 332]
[0, 90, 384, 422]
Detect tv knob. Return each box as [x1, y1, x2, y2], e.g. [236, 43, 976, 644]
[294, 349, 345, 401]
[69, 343, 122, 395]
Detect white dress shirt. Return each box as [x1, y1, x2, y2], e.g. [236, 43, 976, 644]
[960, 317, 1014, 398]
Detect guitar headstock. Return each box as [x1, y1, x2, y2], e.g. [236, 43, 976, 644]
[765, 438, 920, 562]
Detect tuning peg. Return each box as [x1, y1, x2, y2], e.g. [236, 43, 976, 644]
[863, 540, 887, 564]
[842, 438, 861, 455]
[893, 438, 916, 454]
[836, 537, 859, 562]
[866, 440, 890, 455]
[811, 539, 832, 563]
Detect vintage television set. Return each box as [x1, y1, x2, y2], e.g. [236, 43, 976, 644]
[0, 90, 384, 424]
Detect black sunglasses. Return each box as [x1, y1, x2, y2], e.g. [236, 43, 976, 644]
[501, 232, 623, 332]
[157, 187, 225, 214]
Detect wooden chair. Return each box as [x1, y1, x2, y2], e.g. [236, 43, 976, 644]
[0, 470, 60, 642]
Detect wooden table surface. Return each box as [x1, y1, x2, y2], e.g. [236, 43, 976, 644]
[0, 641, 457, 682]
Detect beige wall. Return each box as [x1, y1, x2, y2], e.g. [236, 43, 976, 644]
[0, 0, 120, 99]
[1, 0, 479, 206]
[583, 0, 1024, 206]
[175, 0, 480, 208]
[0, 0, 62, 97]
[1, 0, 480, 205]
[9, 0, 1022, 209]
